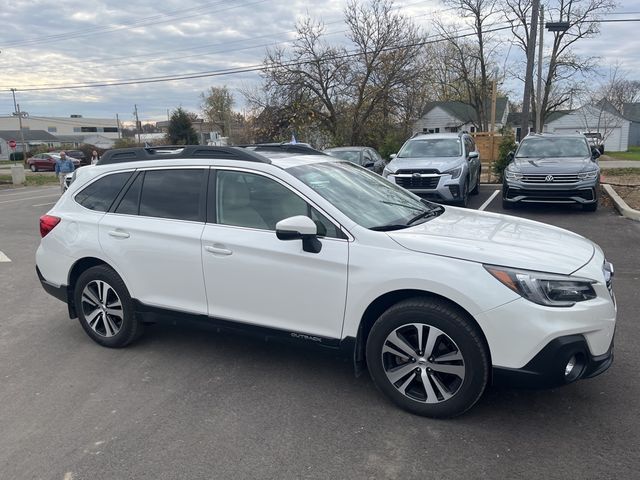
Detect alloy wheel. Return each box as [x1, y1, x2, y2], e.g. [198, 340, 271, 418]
[381, 323, 466, 403]
[80, 280, 124, 337]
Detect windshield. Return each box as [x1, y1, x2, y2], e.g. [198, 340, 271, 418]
[516, 137, 591, 158]
[398, 138, 461, 158]
[327, 150, 362, 164]
[287, 161, 443, 230]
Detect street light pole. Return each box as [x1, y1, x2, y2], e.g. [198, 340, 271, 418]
[536, 5, 544, 133]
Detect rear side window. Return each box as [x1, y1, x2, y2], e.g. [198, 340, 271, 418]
[138, 169, 206, 222]
[75, 172, 132, 212]
[114, 172, 143, 215]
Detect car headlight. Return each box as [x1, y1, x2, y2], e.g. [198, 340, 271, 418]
[444, 166, 462, 179]
[578, 170, 598, 180]
[484, 265, 597, 307]
[383, 167, 395, 177]
[505, 169, 523, 181]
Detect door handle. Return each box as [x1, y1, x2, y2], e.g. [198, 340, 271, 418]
[108, 230, 130, 239]
[205, 245, 233, 256]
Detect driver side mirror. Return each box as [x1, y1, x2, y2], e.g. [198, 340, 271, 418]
[506, 151, 515, 162]
[389, 153, 397, 160]
[468, 151, 479, 160]
[591, 147, 601, 160]
[275, 215, 322, 254]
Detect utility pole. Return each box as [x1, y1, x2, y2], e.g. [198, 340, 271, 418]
[536, 5, 545, 133]
[15, 103, 28, 163]
[116, 114, 121, 139]
[10, 88, 18, 114]
[489, 76, 498, 183]
[134, 104, 141, 144]
[520, 0, 540, 140]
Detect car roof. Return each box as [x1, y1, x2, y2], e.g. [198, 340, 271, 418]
[522, 133, 587, 140]
[324, 146, 368, 152]
[408, 133, 465, 140]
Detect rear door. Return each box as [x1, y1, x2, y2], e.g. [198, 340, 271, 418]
[98, 167, 209, 315]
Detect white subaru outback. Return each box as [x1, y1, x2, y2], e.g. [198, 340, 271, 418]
[36, 146, 616, 418]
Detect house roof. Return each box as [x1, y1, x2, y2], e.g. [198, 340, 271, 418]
[422, 98, 508, 124]
[623, 103, 640, 123]
[0, 129, 59, 141]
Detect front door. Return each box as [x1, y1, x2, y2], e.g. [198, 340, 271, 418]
[201, 169, 349, 340]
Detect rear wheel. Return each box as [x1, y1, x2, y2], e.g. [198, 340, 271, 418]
[366, 298, 489, 418]
[74, 265, 142, 348]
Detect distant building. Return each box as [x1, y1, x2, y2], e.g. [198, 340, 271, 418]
[413, 98, 510, 134]
[0, 130, 60, 160]
[623, 103, 640, 147]
[0, 115, 120, 140]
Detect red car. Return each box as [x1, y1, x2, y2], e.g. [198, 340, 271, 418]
[26, 153, 80, 172]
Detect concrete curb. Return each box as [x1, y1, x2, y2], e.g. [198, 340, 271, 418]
[602, 184, 640, 221]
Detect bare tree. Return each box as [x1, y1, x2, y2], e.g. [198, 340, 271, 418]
[200, 86, 234, 137]
[504, 0, 617, 127]
[440, 0, 501, 131]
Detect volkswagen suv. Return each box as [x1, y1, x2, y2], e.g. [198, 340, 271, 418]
[36, 146, 616, 418]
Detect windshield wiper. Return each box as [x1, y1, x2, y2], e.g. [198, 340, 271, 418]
[369, 224, 410, 231]
[380, 200, 423, 211]
[406, 205, 444, 226]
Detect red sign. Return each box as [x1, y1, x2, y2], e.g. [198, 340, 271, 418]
[8, 139, 17, 149]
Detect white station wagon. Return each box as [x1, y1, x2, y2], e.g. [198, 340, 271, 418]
[36, 146, 616, 417]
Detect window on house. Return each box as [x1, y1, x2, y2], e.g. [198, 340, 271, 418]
[447, 127, 459, 133]
[103, 127, 119, 133]
[73, 127, 81, 133]
[80, 127, 98, 133]
[47, 127, 57, 133]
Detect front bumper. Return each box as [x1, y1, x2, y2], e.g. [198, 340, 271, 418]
[493, 334, 614, 388]
[503, 178, 599, 205]
[386, 173, 463, 202]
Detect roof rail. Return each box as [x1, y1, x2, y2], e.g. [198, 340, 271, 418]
[97, 145, 271, 166]
[235, 143, 325, 155]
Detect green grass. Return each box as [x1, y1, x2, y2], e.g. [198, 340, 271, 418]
[605, 146, 640, 161]
[0, 174, 59, 186]
[601, 168, 640, 176]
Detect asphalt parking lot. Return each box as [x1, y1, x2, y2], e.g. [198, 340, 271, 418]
[1, 185, 638, 479]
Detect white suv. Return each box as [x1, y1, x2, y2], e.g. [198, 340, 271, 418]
[36, 146, 616, 418]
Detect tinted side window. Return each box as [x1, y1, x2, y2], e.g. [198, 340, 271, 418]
[139, 169, 205, 221]
[75, 172, 132, 212]
[114, 172, 143, 215]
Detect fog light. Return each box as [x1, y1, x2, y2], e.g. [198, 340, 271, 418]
[565, 356, 577, 377]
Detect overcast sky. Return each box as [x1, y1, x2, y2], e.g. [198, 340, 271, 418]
[0, 0, 637, 124]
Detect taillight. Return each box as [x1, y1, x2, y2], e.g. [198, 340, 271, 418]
[40, 215, 61, 237]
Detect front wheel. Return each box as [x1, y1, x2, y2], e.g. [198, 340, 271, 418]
[74, 265, 142, 348]
[470, 168, 481, 195]
[366, 298, 489, 418]
[30, 164, 37, 172]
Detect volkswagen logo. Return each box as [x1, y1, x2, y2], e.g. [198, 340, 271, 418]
[545, 175, 554, 182]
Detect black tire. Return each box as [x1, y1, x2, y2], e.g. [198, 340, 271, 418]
[366, 297, 489, 418]
[456, 179, 469, 207]
[502, 196, 514, 210]
[470, 168, 481, 195]
[30, 164, 37, 172]
[582, 201, 598, 212]
[73, 265, 142, 348]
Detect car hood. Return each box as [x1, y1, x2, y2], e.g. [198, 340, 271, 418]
[387, 208, 594, 274]
[512, 156, 596, 173]
[389, 156, 461, 173]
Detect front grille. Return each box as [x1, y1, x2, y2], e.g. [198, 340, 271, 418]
[394, 176, 440, 189]
[506, 188, 594, 201]
[521, 174, 580, 183]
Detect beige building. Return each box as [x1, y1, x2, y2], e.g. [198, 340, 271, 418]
[0, 115, 120, 140]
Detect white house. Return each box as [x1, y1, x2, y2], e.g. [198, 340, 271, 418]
[413, 99, 509, 134]
[0, 115, 120, 140]
[544, 104, 630, 152]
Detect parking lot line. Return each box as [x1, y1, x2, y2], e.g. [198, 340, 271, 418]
[32, 201, 57, 207]
[0, 251, 11, 262]
[0, 187, 58, 197]
[0, 193, 60, 205]
[479, 189, 500, 211]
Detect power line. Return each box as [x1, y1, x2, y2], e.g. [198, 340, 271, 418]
[1, 24, 514, 93]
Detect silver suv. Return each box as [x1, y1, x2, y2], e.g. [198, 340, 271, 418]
[383, 132, 481, 207]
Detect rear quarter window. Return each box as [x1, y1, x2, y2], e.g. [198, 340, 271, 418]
[75, 172, 133, 212]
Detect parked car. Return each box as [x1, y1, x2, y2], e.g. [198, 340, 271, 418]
[383, 132, 481, 207]
[63, 149, 89, 166]
[502, 133, 601, 211]
[323, 146, 386, 174]
[581, 131, 605, 154]
[36, 145, 616, 418]
[26, 153, 80, 172]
